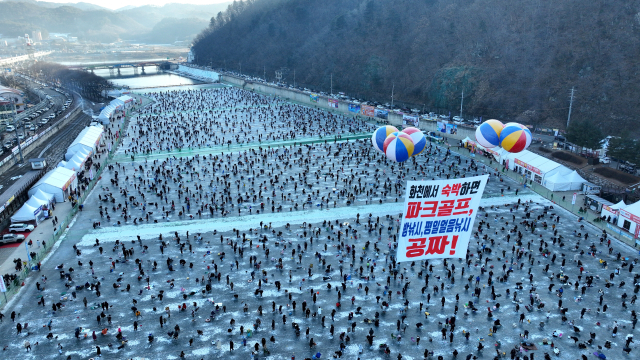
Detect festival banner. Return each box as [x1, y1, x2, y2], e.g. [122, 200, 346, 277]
[374, 109, 388, 120]
[446, 123, 458, 135]
[403, 114, 419, 127]
[348, 104, 361, 113]
[437, 121, 447, 133]
[514, 158, 541, 175]
[328, 99, 339, 109]
[361, 105, 375, 117]
[397, 175, 488, 261]
[310, 94, 318, 103]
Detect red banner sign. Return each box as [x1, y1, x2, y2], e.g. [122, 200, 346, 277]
[514, 158, 541, 174]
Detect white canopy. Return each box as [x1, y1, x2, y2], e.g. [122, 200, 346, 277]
[111, 95, 133, 109]
[28, 167, 77, 203]
[65, 150, 90, 171]
[505, 150, 562, 175]
[65, 126, 102, 160]
[26, 196, 47, 209]
[65, 157, 83, 171]
[611, 200, 627, 210]
[542, 170, 586, 192]
[602, 200, 626, 219]
[617, 200, 640, 236]
[10, 203, 40, 223]
[620, 200, 640, 219]
[97, 104, 117, 125]
[32, 189, 55, 203]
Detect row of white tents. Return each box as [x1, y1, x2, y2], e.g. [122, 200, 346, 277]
[10, 124, 105, 224]
[10, 188, 56, 224]
[463, 138, 588, 192]
[463, 137, 640, 241]
[596, 198, 640, 240]
[97, 95, 135, 125]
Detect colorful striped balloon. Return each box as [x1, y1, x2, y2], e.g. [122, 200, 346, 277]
[385, 135, 415, 162]
[371, 125, 399, 153]
[383, 132, 413, 153]
[475, 119, 504, 148]
[499, 122, 532, 153]
[401, 127, 426, 156]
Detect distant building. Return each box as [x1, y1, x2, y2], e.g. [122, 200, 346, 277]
[0, 86, 25, 113]
[0, 96, 12, 121]
[187, 49, 195, 63]
[31, 31, 42, 41]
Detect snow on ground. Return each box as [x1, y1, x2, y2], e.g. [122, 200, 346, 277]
[0, 87, 635, 360]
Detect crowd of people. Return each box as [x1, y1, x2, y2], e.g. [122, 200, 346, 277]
[0, 87, 636, 360]
[122, 87, 373, 154]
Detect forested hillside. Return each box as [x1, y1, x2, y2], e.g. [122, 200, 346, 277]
[192, 0, 640, 133]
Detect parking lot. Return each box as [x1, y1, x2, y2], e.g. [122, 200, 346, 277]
[1, 74, 73, 157]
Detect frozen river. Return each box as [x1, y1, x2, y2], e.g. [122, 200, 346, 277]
[0, 87, 636, 360]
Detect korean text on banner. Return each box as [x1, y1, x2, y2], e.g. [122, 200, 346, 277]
[397, 175, 488, 262]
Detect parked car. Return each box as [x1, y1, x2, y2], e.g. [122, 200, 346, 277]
[9, 223, 35, 232]
[1, 233, 25, 243]
[600, 157, 611, 164]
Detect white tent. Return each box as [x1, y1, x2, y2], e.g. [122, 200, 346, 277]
[617, 200, 640, 238]
[111, 95, 133, 109]
[33, 189, 55, 204]
[611, 200, 627, 211]
[65, 150, 90, 172]
[65, 126, 102, 161]
[26, 196, 47, 209]
[602, 200, 626, 220]
[28, 167, 77, 203]
[10, 203, 40, 223]
[97, 104, 117, 125]
[542, 170, 586, 192]
[64, 157, 83, 172]
[504, 150, 567, 186]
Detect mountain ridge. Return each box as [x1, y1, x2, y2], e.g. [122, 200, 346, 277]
[0, 0, 229, 43]
[191, 0, 640, 134]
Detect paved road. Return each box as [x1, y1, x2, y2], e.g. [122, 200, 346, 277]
[0, 77, 105, 191]
[0, 111, 93, 191]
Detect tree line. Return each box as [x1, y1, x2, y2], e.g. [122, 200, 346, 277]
[192, 0, 640, 136]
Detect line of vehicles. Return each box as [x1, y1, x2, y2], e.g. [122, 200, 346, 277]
[1, 75, 73, 154]
[222, 70, 484, 123]
[0, 223, 34, 244]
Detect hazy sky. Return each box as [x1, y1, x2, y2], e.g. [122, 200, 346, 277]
[41, 0, 229, 10]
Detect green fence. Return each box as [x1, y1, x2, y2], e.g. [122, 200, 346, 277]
[111, 132, 374, 163]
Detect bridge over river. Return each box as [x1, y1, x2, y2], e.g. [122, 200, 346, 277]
[65, 59, 175, 76]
